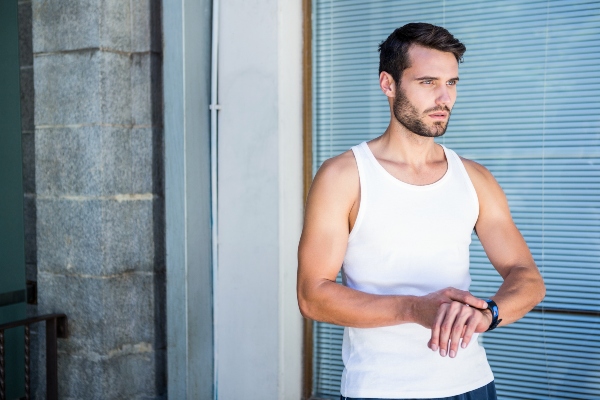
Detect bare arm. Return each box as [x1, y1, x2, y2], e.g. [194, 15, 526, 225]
[465, 158, 546, 326]
[425, 159, 546, 359]
[297, 153, 408, 327]
[297, 153, 486, 330]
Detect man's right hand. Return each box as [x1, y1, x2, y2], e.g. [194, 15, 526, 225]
[411, 288, 489, 358]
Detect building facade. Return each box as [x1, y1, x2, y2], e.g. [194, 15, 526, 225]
[4, 0, 304, 398]
[2, 0, 599, 399]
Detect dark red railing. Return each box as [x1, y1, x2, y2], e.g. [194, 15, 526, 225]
[0, 313, 68, 400]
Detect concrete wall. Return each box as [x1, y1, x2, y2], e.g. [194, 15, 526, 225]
[20, 0, 303, 397]
[217, 0, 304, 398]
[31, 0, 165, 398]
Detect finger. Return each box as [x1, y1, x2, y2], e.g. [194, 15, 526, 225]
[461, 311, 481, 349]
[446, 288, 487, 309]
[438, 302, 461, 357]
[429, 303, 448, 352]
[449, 305, 471, 358]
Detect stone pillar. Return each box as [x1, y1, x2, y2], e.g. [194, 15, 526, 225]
[32, 1, 165, 398]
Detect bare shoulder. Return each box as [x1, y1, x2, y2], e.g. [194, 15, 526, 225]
[458, 155, 509, 217]
[315, 150, 358, 178]
[460, 156, 491, 180]
[299, 150, 360, 289]
[311, 150, 359, 198]
[459, 156, 498, 192]
[304, 151, 360, 233]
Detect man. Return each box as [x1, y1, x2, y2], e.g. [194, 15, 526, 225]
[297, 23, 545, 400]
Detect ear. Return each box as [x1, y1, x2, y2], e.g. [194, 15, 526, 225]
[379, 71, 395, 99]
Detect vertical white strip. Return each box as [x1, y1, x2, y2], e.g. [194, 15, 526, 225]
[442, 0, 446, 26]
[210, 1, 220, 398]
[541, 0, 550, 394]
[278, 0, 304, 398]
[217, 0, 280, 396]
[311, 0, 318, 175]
[442, 0, 446, 147]
[328, 0, 333, 160]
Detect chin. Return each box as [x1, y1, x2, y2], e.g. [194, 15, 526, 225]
[431, 123, 447, 137]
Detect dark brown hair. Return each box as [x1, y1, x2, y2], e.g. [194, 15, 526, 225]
[378, 23, 466, 83]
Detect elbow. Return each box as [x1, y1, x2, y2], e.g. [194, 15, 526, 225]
[298, 301, 312, 320]
[297, 280, 325, 321]
[530, 270, 546, 307]
[297, 294, 316, 320]
[297, 283, 315, 320]
[297, 277, 332, 321]
[538, 280, 546, 305]
[538, 266, 546, 303]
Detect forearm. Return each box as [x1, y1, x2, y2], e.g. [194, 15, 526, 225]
[298, 279, 417, 328]
[490, 265, 546, 326]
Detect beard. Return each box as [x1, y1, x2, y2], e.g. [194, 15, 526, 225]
[393, 85, 452, 138]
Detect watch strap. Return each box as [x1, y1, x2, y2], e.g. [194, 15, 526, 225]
[485, 298, 502, 331]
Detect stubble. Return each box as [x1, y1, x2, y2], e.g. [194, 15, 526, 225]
[393, 85, 451, 138]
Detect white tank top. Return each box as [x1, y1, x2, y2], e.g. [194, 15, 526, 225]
[340, 142, 494, 399]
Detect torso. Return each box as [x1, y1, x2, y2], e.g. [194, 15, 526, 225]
[339, 141, 494, 398]
[347, 140, 459, 233]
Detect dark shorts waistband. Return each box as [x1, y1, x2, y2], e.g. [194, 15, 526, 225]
[340, 380, 497, 400]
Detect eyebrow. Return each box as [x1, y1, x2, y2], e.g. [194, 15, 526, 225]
[415, 76, 460, 81]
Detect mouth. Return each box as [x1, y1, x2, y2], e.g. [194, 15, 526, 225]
[428, 112, 448, 120]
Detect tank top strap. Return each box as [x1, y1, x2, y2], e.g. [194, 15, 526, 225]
[350, 142, 372, 193]
[350, 141, 369, 173]
[441, 144, 458, 168]
[349, 142, 371, 242]
[441, 145, 479, 207]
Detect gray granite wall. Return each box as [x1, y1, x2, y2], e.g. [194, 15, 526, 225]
[28, 0, 165, 398]
[18, 0, 40, 396]
[19, 0, 36, 304]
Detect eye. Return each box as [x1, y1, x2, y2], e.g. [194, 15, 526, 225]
[447, 80, 457, 86]
[422, 80, 433, 85]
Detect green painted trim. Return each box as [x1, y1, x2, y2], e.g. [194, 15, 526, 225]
[0, 0, 26, 294]
[0, 1, 27, 397]
[0, 289, 26, 308]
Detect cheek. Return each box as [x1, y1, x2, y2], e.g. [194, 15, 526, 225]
[449, 93, 458, 109]
[404, 88, 429, 105]
[449, 86, 458, 99]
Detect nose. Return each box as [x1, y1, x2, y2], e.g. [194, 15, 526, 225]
[435, 85, 452, 109]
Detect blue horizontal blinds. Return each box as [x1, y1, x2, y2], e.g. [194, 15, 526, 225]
[312, 1, 600, 399]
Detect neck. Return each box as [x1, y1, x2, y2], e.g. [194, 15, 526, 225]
[370, 118, 443, 167]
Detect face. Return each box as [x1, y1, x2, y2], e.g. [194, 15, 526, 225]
[391, 45, 459, 138]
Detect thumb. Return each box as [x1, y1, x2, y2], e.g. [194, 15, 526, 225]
[451, 289, 487, 309]
[465, 296, 487, 309]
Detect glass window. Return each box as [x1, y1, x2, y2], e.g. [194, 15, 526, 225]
[312, 1, 600, 398]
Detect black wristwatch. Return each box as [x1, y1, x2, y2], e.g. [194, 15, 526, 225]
[484, 299, 502, 331]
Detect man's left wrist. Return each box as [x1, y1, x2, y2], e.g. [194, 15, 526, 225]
[481, 307, 492, 323]
[484, 298, 502, 331]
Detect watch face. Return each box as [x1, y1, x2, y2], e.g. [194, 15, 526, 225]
[486, 300, 499, 318]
